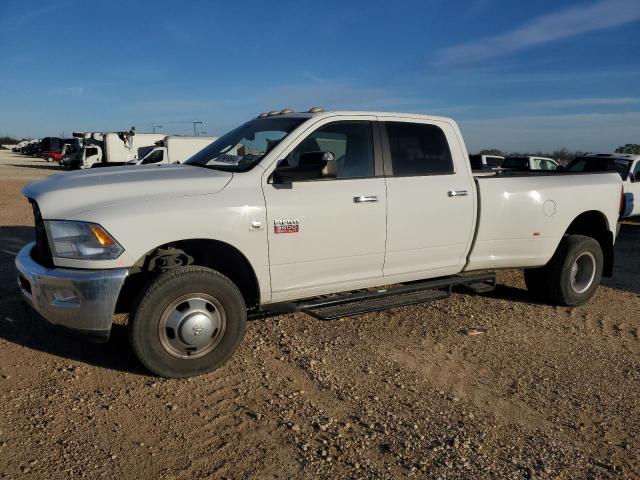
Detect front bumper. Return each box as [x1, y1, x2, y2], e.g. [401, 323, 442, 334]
[15, 242, 128, 342]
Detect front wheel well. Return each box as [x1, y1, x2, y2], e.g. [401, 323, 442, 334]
[563, 210, 614, 277]
[116, 239, 261, 314]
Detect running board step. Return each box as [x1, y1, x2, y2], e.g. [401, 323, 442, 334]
[303, 288, 449, 320]
[461, 279, 496, 294]
[264, 272, 496, 321]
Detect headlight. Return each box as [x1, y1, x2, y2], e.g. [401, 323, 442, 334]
[45, 221, 124, 260]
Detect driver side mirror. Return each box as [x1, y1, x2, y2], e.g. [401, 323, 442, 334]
[271, 151, 336, 183]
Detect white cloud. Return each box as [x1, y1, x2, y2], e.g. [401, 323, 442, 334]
[461, 0, 491, 20]
[437, 0, 640, 66]
[0, 2, 75, 30]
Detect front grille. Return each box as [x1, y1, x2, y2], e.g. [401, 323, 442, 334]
[30, 200, 54, 267]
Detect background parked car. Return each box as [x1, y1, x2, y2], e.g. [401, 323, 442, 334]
[40, 137, 79, 163]
[469, 154, 504, 170]
[500, 156, 559, 171]
[22, 140, 42, 157]
[566, 153, 640, 218]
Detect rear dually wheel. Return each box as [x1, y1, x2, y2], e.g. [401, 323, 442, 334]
[525, 235, 603, 306]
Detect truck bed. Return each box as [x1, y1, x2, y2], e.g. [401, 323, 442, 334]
[464, 171, 622, 272]
[471, 170, 618, 178]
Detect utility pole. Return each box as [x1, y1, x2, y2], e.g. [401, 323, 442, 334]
[152, 125, 163, 134]
[192, 120, 203, 136]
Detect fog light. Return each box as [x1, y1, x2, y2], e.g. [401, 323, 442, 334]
[50, 287, 79, 306]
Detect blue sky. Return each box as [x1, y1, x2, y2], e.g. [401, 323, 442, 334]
[0, 0, 639, 152]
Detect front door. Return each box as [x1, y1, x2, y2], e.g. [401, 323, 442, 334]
[263, 118, 387, 302]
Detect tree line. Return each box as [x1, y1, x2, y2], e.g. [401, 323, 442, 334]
[0, 135, 30, 145]
[478, 144, 640, 164]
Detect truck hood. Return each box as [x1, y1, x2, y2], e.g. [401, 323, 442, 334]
[23, 164, 233, 219]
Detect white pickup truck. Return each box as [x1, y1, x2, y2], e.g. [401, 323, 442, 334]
[468, 154, 504, 170]
[501, 156, 560, 171]
[565, 153, 640, 218]
[16, 109, 623, 378]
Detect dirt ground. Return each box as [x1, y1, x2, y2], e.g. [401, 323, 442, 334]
[0, 149, 639, 479]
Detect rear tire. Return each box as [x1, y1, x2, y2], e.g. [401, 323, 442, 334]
[527, 235, 603, 307]
[129, 266, 246, 378]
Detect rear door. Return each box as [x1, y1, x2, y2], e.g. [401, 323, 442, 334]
[381, 118, 475, 280]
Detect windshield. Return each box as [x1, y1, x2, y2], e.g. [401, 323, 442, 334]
[566, 156, 632, 179]
[84, 147, 98, 157]
[142, 149, 164, 164]
[184, 117, 306, 171]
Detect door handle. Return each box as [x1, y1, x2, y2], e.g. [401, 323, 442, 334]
[447, 190, 468, 197]
[353, 195, 379, 203]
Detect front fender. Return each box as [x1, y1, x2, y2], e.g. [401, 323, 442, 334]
[65, 181, 272, 301]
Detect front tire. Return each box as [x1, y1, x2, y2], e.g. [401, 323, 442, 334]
[129, 266, 246, 378]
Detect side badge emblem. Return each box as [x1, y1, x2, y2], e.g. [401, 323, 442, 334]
[274, 219, 300, 234]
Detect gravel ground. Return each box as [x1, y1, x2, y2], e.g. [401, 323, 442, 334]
[0, 149, 639, 479]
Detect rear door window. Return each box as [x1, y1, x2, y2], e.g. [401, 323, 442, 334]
[385, 122, 453, 176]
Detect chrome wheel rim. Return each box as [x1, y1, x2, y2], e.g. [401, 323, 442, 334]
[570, 252, 596, 294]
[158, 293, 226, 359]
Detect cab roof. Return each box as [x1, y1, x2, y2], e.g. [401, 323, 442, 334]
[257, 109, 456, 124]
